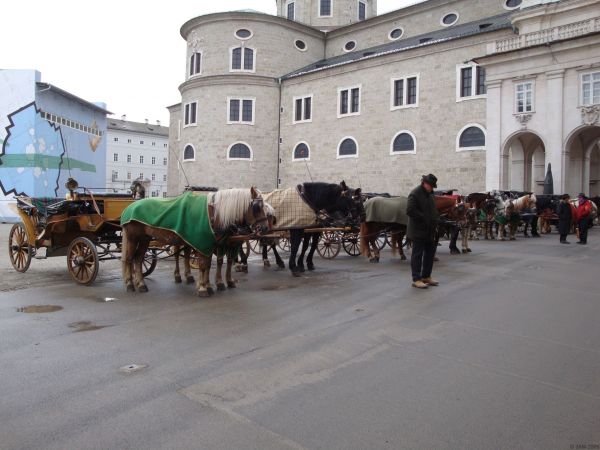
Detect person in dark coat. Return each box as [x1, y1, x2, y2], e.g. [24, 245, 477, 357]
[407, 174, 440, 289]
[557, 194, 572, 244]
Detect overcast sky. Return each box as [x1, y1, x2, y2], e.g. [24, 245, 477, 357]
[2, 0, 420, 124]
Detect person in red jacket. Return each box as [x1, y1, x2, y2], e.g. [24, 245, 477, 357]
[576, 193, 592, 245]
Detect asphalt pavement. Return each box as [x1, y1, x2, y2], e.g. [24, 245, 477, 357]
[1, 223, 599, 450]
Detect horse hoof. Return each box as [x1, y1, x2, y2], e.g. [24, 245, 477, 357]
[462, 250, 468, 254]
[401, 255, 407, 261]
[137, 285, 148, 293]
[307, 264, 315, 271]
[207, 287, 215, 296]
[174, 275, 182, 284]
[227, 281, 236, 288]
[126, 284, 135, 292]
[198, 290, 210, 298]
[277, 263, 286, 269]
[217, 283, 227, 292]
[263, 260, 271, 268]
[186, 276, 195, 284]
[467, 248, 472, 253]
[298, 266, 305, 273]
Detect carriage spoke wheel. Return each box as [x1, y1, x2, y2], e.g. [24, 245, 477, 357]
[317, 231, 341, 259]
[9, 223, 32, 273]
[67, 237, 99, 285]
[376, 232, 388, 251]
[142, 249, 158, 278]
[277, 237, 291, 253]
[342, 233, 361, 257]
[249, 239, 262, 254]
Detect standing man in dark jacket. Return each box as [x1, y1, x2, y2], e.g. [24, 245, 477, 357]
[407, 174, 440, 289]
[557, 194, 572, 244]
[576, 193, 592, 245]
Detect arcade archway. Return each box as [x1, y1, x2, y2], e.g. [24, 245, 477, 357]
[501, 131, 546, 193]
[566, 125, 600, 196]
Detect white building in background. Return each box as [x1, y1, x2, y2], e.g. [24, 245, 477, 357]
[106, 117, 169, 197]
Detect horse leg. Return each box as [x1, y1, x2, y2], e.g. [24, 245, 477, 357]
[196, 255, 210, 297]
[272, 245, 285, 269]
[288, 229, 302, 276]
[262, 242, 271, 268]
[297, 235, 310, 272]
[133, 238, 150, 292]
[226, 253, 236, 288]
[306, 233, 319, 271]
[449, 227, 460, 255]
[370, 235, 380, 263]
[121, 227, 135, 292]
[215, 252, 226, 291]
[184, 247, 194, 284]
[399, 231, 407, 260]
[510, 224, 517, 241]
[173, 245, 183, 283]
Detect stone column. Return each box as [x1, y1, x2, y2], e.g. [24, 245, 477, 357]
[545, 69, 565, 193]
[486, 79, 503, 191]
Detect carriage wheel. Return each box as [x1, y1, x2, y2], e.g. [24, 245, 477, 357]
[376, 232, 388, 250]
[142, 249, 158, 278]
[342, 233, 361, 257]
[249, 239, 262, 254]
[67, 237, 99, 285]
[9, 223, 32, 273]
[277, 237, 291, 252]
[317, 231, 341, 259]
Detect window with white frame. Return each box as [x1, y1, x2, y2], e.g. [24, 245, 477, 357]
[140, 140, 144, 145]
[231, 47, 255, 72]
[183, 144, 195, 161]
[113, 153, 118, 162]
[457, 63, 486, 100]
[189, 52, 201, 77]
[293, 142, 310, 160]
[163, 174, 167, 182]
[287, 1, 295, 20]
[338, 137, 358, 158]
[151, 173, 156, 181]
[338, 86, 361, 117]
[152, 142, 156, 147]
[391, 131, 416, 154]
[228, 98, 255, 124]
[163, 192, 167, 198]
[319, 0, 332, 17]
[184, 102, 197, 126]
[112, 170, 118, 181]
[293, 95, 312, 123]
[515, 81, 534, 113]
[163, 157, 167, 165]
[113, 137, 119, 142]
[228, 142, 252, 160]
[582, 71, 600, 106]
[127, 172, 131, 180]
[139, 172, 144, 180]
[457, 124, 486, 151]
[391, 75, 419, 109]
[127, 139, 132, 143]
[139, 155, 144, 164]
[151, 156, 156, 165]
[127, 154, 131, 163]
[358, 1, 366, 20]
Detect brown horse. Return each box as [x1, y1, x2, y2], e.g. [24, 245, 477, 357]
[122, 188, 269, 296]
[360, 223, 407, 263]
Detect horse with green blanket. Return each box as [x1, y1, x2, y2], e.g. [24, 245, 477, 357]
[120, 188, 269, 296]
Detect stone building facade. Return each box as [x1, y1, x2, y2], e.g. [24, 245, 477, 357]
[167, 0, 598, 196]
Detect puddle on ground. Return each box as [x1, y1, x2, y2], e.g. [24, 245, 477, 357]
[261, 285, 298, 291]
[17, 305, 63, 313]
[119, 363, 147, 374]
[68, 321, 110, 332]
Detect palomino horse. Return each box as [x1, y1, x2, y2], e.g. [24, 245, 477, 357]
[122, 188, 269, 296]
[435, 195, 470, 254]
[496, 194, 536, 240]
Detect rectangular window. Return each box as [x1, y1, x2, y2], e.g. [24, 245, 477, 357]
[582, 71, 600, 106]
[340, 90, 349, 115]
[228, 98, 255, 124]
[163, 143, 168, 148]
[231, 48, 242, 70]
[287, 2, 295, 20]
[392, 75, 419, 109]
[320, 0, 332, 16]
[140, 155, 144, 164]
[338, 87, 360, 117]
[231, 47, 255, 72]
[113, 137, 118, 142]
[351, 88, 360, 113]
[244, 48, 254, 71]
[140, 140, 144, 145]
[127, 154, 131, 163]
[152, 173, 156, 181]
[394, 79, 404, 106]
[151, 157, 156, 165]
[113, 153, 118, 162]
[163, 192, 167, 198]
[127, 139, 132, 143]
[112, 171, 118, 182]
[515, 81, 534, 113]
[139, 173, 144, 180]
[127, 172, 131, 180]
[163, 174, 167, 182]
[358, 1, 366, 20]
[190, 52, 202, 77]
[151, 142, 156, 147]
[458, 64, 486, 100]
[184, 102, 197, 126]
[293, 95, 313, 123]
[163, 157, 168, 165]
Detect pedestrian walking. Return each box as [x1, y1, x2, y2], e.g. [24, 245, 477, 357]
[576, 193, 592, 245]
[407, 174, 440, 289]
[557, 194, 572, 244]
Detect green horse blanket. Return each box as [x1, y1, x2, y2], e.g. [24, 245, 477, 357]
[364, 196, 409, 225]
[121, 192, 216, 256]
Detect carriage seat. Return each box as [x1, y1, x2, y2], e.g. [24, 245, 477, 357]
[27, 197, 73, 217]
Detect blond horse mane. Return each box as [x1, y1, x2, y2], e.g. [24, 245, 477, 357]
[512, 195, 531, 212]
[211, 188, 261, 229]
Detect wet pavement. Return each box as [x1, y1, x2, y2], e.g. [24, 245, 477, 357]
[1, 223, 599, 449]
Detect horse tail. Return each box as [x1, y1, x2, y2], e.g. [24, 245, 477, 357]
[390, 231, 398, 256]
[360, 223, 370, 257]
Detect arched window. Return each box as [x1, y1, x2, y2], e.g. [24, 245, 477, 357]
[338, 137, 358, 158]
[391, 131, 416, 154]
[183, 144, 195, 161]
[457, 124, 486, 151]
[231, 47, 255, 72]
[293, 142, 310, 160]
[189, 52, 201, 77]
[228, 142, 252, 160]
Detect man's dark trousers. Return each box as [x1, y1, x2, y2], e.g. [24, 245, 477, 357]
[578, 218, 589, 243]
[411, 240, 437, 282]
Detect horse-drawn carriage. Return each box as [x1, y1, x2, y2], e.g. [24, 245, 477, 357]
[8, 179, 158, 285]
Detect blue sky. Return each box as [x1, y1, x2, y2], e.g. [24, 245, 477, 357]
[1, 0, 420, 124]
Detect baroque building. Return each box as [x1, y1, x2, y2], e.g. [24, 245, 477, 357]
[167, 0, 600, 196]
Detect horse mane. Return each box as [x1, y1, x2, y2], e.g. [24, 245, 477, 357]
[300, 182, 342, 210]
[512, 195, 531, 211]
[211, 188, 258, 229]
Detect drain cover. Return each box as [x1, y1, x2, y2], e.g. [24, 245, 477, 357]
[119, 364, 147, 374]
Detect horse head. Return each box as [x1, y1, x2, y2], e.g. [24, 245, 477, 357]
[247, 187, 270, 234]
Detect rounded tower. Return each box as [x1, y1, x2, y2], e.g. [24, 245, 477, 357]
[276, 0, 377, 30]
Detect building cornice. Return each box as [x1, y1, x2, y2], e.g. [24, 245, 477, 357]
[179, 74, 278, 94]
[180, 11, 325, 41]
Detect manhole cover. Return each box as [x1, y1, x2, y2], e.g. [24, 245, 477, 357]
[119, 364, 147, 374]
[68, 321, 110, 332]
[17, 305, 63, 313]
